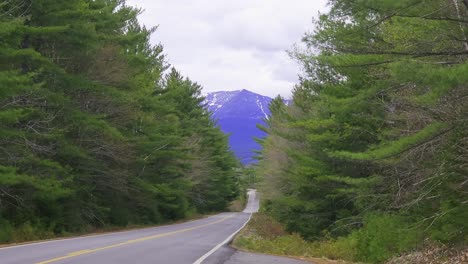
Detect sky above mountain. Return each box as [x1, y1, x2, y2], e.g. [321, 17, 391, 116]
[126, 0, 328, 98]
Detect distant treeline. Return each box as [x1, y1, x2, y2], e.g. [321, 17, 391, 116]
[257, 0, 467, 262]
[0, 0, 240, 243]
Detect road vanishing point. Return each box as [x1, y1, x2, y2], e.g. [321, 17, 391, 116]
[0, 190, 260, 264]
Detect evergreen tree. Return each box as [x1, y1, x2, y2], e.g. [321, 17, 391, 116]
[0, 0, 240, 242]
[258, 0, 467, 258]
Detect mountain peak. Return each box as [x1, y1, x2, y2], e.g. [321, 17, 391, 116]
[205, 90, 270, 119]
[204, 90, 273, 164]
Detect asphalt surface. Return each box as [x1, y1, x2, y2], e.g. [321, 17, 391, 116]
[242, 189, 260, 214]
[0, 190, 258, 264]
[224, 252, 311, 264]
[203, 189, 312, 264]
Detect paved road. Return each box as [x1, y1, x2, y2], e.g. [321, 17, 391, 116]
[242, 189, 259, 213]
[225, 252, 311, 264]
[0, 190, 259, 264]
[202, 245, 312, 264]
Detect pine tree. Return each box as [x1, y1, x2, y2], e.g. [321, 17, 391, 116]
[0, 0, 240, 242]
[258, 0, 468, 254]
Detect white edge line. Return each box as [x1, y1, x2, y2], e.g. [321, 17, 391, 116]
[192, 213, 253, 264]
[0, 214, 221, 251]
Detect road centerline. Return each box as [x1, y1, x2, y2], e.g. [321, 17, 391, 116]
[35, 214, 235, 264]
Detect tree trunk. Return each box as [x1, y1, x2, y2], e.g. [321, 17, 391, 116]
[452, 0, 468, 51]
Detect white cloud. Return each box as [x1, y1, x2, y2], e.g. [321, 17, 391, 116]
[126, 0, 328, 98]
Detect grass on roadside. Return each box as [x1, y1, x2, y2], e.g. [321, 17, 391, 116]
[232, 213, 358, 264]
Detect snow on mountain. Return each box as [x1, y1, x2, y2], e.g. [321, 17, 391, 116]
[204, 90, 239, 115]
[203, 89, 273, 164]
[205, 89, 272, 120]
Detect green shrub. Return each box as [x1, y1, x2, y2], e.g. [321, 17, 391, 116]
[7, 221, 55, 243]
[0, 219, 13, 243]
[11, 222, 38, 242]
[353, 214, 422, 263]
[428, 202, 468, 243]
[309, 235, 359, 261]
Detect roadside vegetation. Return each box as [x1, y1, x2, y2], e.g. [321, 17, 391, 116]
[233, 213, 355, 263]
[254, 0, 467, 263]
[0, 0, 242, 243]
[234, 213, 468, 264]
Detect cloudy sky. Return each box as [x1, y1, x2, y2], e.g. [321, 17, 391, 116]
[126, 0, 328, 98]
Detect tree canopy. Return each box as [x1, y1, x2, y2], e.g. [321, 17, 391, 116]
[0, 0, 240, 242]
[258, 0, 467, 262]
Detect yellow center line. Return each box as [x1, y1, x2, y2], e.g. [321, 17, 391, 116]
[36, 214, 234, 264]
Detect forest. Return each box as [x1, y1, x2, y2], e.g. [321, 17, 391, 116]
[0, 0, 240, 243]
[1, 0, 467, 262]
[256, 0, 467, 262]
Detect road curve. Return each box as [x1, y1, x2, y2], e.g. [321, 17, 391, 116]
[243, 189, 259, 213]
[0, 190, 259, 264]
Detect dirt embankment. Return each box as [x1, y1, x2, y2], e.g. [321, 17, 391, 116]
[386, 244, 468, 264]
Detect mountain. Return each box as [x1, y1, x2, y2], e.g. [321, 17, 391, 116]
[204, 89, 272, 164]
